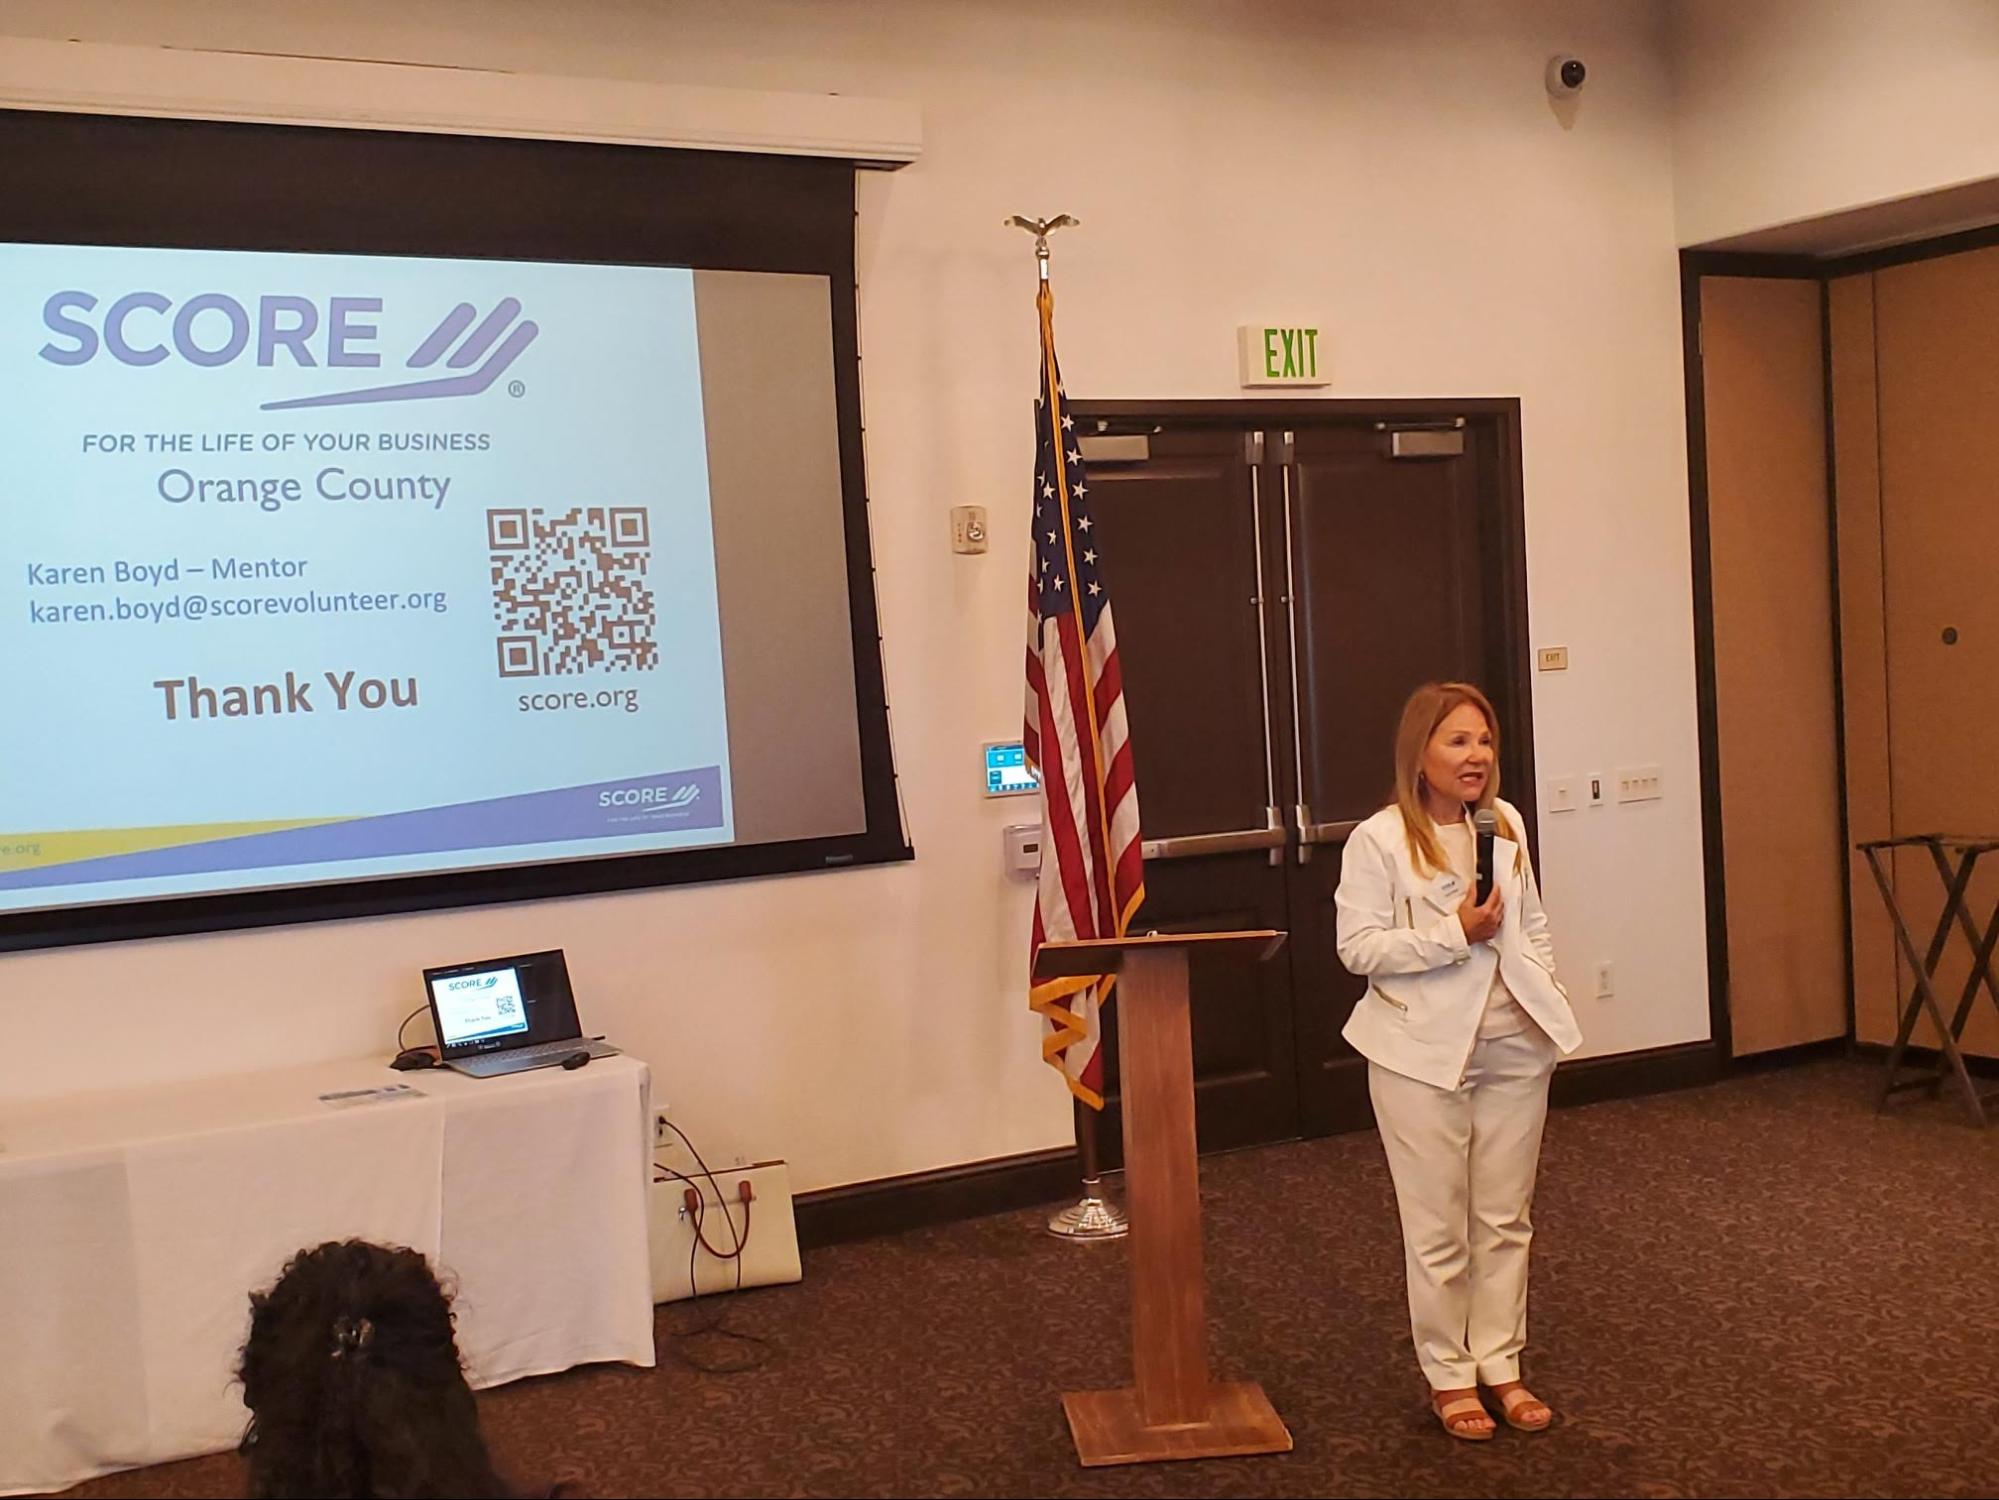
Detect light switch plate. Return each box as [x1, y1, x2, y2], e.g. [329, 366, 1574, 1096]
[1547, 775, 1577, 813]
[1616, 766, 1663, 803]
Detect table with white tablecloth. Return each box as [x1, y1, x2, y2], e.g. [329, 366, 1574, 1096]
[0, 1053, 656, 1496]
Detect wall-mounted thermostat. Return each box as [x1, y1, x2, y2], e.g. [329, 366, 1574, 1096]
[1004, 823, 1043, 878]
[950, 505, 989, 555]
[983, 741, 1040, 798]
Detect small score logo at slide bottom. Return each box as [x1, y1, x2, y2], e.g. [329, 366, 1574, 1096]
[599, 783, 700, 810]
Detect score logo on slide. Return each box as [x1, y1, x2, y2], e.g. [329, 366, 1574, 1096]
[37, 290, 538, 411]
[600, 783, 701, 811]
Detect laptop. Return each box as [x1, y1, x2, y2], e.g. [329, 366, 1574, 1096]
[420, 949, 620, 1078]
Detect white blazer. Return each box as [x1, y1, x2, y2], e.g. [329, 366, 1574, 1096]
[1335, 797, 1582, 1091]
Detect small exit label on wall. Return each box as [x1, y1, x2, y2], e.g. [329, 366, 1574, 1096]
[1238, 325, 1328, 387]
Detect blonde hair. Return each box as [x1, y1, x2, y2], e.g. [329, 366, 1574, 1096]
[1392, 681, 1517, 876]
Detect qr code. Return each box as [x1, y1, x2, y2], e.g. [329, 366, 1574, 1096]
[488, 507, 657, 677]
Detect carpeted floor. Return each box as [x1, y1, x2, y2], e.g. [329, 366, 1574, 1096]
[47, 1058, 1999, 1499]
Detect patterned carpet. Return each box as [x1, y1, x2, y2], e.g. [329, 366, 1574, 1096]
[48, 1058, 1999, 1499]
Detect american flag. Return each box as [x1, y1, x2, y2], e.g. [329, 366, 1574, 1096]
[1024, 279, 1144, 1109]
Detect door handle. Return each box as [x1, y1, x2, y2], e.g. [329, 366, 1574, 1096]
[1299, 819, 1362, 845]
[1246, 431, 1283, 866]
[1141, 826, 1287, 861]
[1275, 430, 1314, 862]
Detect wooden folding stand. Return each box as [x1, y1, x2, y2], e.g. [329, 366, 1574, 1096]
[1034, 930, 1293, 1467]
[1858, 833, 1999, 1125]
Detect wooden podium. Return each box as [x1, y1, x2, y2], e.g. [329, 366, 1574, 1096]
[1034, 930, 1293, 1467]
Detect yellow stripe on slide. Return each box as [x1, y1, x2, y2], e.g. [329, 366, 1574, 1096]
[0, 817, 345, 873]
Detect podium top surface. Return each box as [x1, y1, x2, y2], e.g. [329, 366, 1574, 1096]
[1032, 929, 1286, 981]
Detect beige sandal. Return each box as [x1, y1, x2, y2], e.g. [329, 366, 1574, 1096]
[1488, 1383, 1553, 1431]
[1433, 1393, 1495, 1442]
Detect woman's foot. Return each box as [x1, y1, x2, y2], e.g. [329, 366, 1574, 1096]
[1485, 1380, 1552, 1431]
[1432, 1387, 1496, 1441]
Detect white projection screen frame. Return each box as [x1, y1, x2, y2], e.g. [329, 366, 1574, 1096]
[0, 108, 910, 951]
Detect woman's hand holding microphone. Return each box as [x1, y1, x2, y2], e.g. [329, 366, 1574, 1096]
[1458, 882, 1504, 945]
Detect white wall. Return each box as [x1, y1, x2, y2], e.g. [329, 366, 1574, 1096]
[0, 0, 1710, 1190]
[1670, 0, 1999, 246]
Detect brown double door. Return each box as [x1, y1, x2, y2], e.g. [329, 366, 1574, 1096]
[1073, 404, 1535, 1154]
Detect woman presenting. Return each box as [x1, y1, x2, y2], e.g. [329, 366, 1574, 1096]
[1335, 682, 1582, 1441]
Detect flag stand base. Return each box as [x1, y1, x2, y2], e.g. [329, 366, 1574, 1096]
[1046, 1176, 1128, 1240]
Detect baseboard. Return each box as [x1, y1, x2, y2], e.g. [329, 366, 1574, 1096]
[794, 1145, 1078, 1251]
[1550, 1039, 1721, 1109]
[1726, 1036, 1849, 1073]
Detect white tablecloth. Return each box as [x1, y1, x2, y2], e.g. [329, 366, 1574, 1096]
[0, 1054, 656, 1496]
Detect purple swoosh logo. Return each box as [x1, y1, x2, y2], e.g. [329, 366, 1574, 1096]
[261, 300, 536, 411]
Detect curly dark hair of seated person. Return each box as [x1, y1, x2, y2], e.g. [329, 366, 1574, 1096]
[238, 1239, 510, 1499]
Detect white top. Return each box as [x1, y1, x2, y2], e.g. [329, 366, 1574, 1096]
[1435, 819, 1532, 1039]
[1335, 796, 1582, 1091]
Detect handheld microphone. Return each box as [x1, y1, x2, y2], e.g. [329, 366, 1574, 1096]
[1473, 807, 1497, 904]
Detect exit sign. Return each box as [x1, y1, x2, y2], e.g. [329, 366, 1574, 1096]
[1238, 325, 1327, 387]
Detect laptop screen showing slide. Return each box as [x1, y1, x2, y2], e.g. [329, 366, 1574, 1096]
[423, 949, 584, 1061]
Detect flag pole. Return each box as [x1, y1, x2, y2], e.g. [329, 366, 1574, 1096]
[1010, 211, 1128, 1243]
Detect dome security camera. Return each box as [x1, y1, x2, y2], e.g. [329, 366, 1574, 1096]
[1546, 55, 1587, 97]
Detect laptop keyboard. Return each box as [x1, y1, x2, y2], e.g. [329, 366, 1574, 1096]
[451, 1039, 595, 1076]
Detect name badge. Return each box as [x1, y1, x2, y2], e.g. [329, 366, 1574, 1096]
[1424, 872, 1464, 912]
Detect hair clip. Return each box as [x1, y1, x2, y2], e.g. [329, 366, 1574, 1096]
[331, 1316, 376, 1358]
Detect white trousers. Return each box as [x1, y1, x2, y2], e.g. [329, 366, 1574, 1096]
[1367, 1026, 1558, 1391]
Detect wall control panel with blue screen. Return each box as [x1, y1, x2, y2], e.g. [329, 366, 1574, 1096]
[983, 741, 1040, 798]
